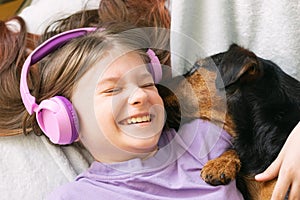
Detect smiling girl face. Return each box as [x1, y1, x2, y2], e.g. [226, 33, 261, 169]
[73, 51, 165, 163]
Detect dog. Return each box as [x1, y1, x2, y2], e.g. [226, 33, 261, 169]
[158, 44, 300, 200]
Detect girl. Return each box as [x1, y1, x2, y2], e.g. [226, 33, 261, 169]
[20, 24, 243, 199]
[0, 1, 171, 199]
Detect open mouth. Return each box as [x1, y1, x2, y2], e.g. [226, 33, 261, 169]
[119, 114, 152, 125]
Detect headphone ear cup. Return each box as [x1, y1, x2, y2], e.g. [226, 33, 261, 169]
[36, 96, 79, 145]
[147, 49, 162, 83]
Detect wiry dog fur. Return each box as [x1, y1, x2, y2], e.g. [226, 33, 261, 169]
[158, 44, 300, 200]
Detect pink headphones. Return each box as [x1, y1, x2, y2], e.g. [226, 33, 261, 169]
[20, 27, 162, 145]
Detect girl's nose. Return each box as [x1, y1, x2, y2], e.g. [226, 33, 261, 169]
[128, 87, 148, 105]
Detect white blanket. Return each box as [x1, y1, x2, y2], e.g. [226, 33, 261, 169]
[171, 0, 300, 80]
[1, 1, 300, 199]
[18, 0, 99, 34]
[0, 134, 92, 200]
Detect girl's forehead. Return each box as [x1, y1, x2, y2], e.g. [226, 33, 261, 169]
[99, 52, 147, 79]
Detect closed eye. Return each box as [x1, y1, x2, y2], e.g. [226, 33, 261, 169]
[103, 87, 122, 94]
[141, 82, 155, 88]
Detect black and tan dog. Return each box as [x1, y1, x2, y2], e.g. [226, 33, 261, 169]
[158, 44, 300, 200]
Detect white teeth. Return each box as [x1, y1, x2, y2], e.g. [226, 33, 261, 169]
[142, 116, 147, 121]
[137, 117, 142, 122]
[126, 115, 151, 124]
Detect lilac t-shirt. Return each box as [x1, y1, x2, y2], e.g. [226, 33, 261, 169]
[47, 119, 243, 200]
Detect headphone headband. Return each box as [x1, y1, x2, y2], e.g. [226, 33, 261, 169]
[19, 27, 162, 145]
[20, 27, 97, 114]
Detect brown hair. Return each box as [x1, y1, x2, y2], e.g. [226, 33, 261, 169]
[43, 0, 170, 65]
[99, 0, 170, 29]
[98, 0, 170, 65]
[0, 16, 39, 135]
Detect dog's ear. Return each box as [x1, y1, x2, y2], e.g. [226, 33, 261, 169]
[218, 45, 263, 89]
[237, 56, 262, 84]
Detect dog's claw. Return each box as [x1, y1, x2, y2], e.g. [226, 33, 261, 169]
[200, 150, 240, 186]
[220, 173, 225, 179]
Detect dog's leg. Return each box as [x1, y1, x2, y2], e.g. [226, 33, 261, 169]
[245, 178, 277, 200]
[259, 180, 277, 200]
[201, 149, 241, 185]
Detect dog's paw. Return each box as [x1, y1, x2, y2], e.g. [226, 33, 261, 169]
[200, 149, 241, 186]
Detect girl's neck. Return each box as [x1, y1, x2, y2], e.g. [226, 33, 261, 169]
[95, 146, 159, 164]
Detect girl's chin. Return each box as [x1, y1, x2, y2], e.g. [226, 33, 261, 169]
[118, 123, 163, 140]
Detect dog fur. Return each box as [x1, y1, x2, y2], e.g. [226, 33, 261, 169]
[158, 44, 300, 200]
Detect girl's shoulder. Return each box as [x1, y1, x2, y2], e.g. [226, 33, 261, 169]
[165, 119, 234, 161]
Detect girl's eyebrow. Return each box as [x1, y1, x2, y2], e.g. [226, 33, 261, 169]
[97, 77, 120, 90]
[98, 77, 119, 85]
[137, 72, 154, 81]
[98, 71, 152, 86]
